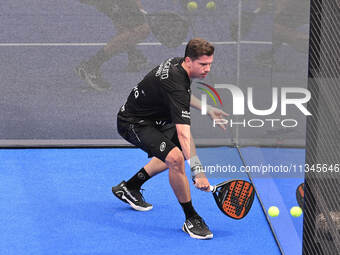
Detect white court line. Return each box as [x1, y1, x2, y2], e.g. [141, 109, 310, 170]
[0, 41, 272, 47]
[240, 40, 273, 45]
[0, 43, 107, 47]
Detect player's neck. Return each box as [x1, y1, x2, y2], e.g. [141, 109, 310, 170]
[181, 61, 192, 79]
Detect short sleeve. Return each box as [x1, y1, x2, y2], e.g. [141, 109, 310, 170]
[161, 79, 191, 125]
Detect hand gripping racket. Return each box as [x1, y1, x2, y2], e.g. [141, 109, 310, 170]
[209, 180, 255, 220]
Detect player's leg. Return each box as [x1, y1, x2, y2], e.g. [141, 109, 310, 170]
[114, 121, 172, 192]
[165, 146, 213, 239]
[114, 157, 168, 209]
[123, 157, 168, 192]
[144, 157, 168, 176]
[113, 118, 181, 211]
[166, 147, 190, 203]
[127, 121, 190, 201]
[113, 118, 213, 238]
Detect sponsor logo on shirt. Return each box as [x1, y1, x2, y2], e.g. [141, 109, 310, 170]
[155, 58, 173, 80]
[181, 110, 191, 119]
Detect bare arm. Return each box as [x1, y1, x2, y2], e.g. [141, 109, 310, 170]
[175, 124, 193, 160]
[176, 123, 210, 191]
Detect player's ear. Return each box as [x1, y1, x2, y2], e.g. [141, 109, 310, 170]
[184, 56, 192, 68]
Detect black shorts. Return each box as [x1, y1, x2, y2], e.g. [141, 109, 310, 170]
[117, 114, 181, 162]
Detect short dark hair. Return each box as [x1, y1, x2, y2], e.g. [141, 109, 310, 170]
[184, 38, 214, 61]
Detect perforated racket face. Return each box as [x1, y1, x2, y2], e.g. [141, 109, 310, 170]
[213, 180, 255, 220]
[296, 183, 304, 209]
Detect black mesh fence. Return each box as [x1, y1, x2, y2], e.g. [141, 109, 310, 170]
[303, 0, 340, 254]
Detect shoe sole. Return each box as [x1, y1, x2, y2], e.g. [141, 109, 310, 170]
[112, 187, 153, 212]
[182, 223, 213, 240]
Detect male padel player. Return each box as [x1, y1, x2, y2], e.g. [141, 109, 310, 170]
[112, 38, 228, 239]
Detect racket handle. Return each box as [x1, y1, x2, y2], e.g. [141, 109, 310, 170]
[209, 185, 215, 192]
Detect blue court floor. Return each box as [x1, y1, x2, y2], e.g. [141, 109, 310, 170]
[0, 147, 304, 255]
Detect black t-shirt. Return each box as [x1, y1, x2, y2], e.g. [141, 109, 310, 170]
[119, 57, 191, 125]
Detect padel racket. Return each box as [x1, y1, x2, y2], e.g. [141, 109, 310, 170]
[209, 179, 255, 220]
[296, 183, 304, 209]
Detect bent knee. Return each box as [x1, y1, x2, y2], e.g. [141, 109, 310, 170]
[165, 147, 185, 169]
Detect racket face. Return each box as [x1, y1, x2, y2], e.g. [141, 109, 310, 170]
[296, 183, 304, 209]
[213, 180, 255, 220]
